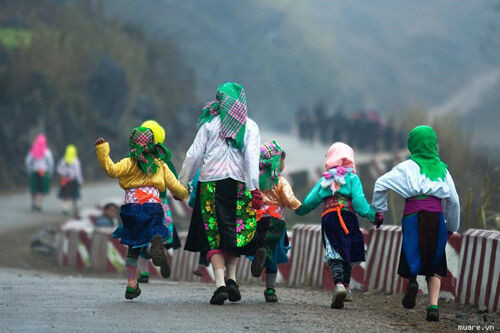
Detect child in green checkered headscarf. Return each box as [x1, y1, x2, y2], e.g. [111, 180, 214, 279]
[95, 128, 188, 301]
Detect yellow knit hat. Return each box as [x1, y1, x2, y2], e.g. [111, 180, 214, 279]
[141, 120, 165, 144]
[64, 144, 78, 165]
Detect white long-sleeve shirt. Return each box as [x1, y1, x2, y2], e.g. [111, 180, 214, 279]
[57, 158, 84, 184]
[25, 150, 54, 175]
[372, 159, 460, 232]
[179, 116, 260, 190]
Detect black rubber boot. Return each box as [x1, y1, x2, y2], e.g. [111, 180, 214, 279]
[125, 284, 141, 300]
[210, 286, 228, 305]
[402, 280, 419, 309]
[426, 306, 439, 322]
[251, 248, 266, 277]
[264, 288, 278, 303]
[151, 235, 171, 278]
[226, 279, 242, 302]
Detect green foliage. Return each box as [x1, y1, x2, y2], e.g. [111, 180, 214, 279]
[0, 28, 32, 49]
[0, 0, 197, 189]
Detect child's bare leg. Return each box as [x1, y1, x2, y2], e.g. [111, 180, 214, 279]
[427, 275, 440, 306]
[62, 200, 70, 214]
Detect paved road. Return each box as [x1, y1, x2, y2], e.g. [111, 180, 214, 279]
[0, 181, 121, 233]
[0, 268, 423, 333]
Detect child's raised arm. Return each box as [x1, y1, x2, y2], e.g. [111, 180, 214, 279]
[95, 138, 134, 178]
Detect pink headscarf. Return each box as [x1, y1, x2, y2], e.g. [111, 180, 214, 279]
[30, 134, 47, 160]
[322, 142, 356, 192]
[325, 142, 356, 172]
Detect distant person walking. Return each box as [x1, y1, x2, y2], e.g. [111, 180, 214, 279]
[57, 144, 83, 216]
[25, 134, 54, 211]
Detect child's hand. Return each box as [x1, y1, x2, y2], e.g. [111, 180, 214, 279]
[250, 190, 263, 210]
[95, 137, 106, 146]
[295, 205, 307, 216]
[374, 212, 384, 229]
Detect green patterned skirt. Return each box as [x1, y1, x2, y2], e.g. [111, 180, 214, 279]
[29, 171, 51, 194]
[184, 178, 258, 255]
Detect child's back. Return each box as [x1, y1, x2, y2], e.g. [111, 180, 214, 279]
[296, 142, 379, 309]
[96, 141, 187, 200]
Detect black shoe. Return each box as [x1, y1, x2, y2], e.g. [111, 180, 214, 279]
[402, 280, 419, 309]
[151, 235, 171, 278]
[210, 286, 228, 305]
[426, 306, 439, 322]
[125, 284, 141, 300]
[251, 248, 266, 277]
[264, 288, 278, 303]
[226, 279, 241, 302]
[137, 273, 149, 283]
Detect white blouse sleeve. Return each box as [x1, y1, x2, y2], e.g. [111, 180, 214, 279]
[46, 150, 54, 175]
[443, 171, 460, 232]
[372, 165, 406, 212]
[57, 159, 66, 177]
[243, 121, 260, 191]
[75, 159, 84, 184]
[179, 124, 208, 187]
[25, 153, 33, 174]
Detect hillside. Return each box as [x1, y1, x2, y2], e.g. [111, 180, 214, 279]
[99, 0, 500, 147]
[0, 0, 198, 188]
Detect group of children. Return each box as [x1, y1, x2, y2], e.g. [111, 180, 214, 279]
[93, 82, 460, 322]
[25, 134, 84, 216]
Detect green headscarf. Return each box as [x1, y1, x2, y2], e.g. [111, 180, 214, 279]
[407, 125, 447, 181]
[259, 141, 284, 191]
[198, 82, 247, 151]
[128, 127, 171, 176]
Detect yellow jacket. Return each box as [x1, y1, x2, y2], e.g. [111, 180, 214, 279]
[96, 142, 188, 200]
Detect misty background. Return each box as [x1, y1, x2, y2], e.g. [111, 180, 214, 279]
[0, 0, 498, 229]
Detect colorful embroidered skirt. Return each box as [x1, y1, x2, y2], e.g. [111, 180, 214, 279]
[58, 179, 80, 200]
[249, 216, 290, 271]
[117, 203, 170, 248]
[321, 210, 365, 264]
[184, 178, 258, 255]
[398, 211, 448, 278]
[161, 196, 181, 250]
[29, 171, 51, 194]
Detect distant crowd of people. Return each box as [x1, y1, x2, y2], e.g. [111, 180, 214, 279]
[296, 105, 407, 152]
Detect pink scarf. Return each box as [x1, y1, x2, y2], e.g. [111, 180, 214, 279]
[322, 142, 356, 192]
[325, 142, 356, 172]
[30, 134, 47, 160]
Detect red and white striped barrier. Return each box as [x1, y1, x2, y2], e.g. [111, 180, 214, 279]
[90, 228, 127, 274]
[288, 224, 369, 290]
[364, 225, 461, 298]
[456, 229, 499, 312]
[171, 232, 213, 283]
[57, 219, 93, 270]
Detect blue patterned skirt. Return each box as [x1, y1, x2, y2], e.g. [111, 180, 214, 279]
[117, 203, 170, 248]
